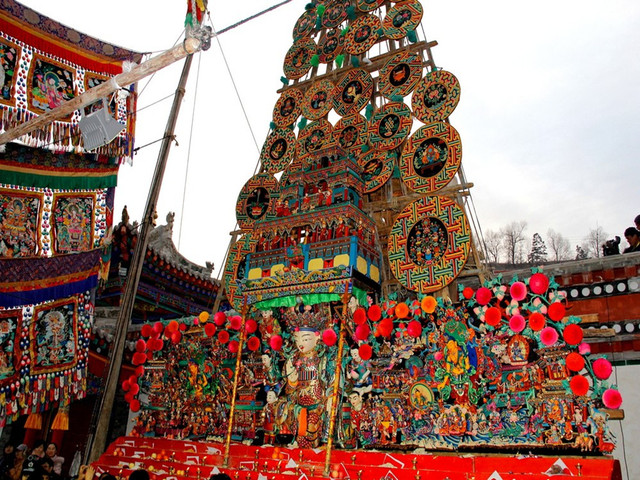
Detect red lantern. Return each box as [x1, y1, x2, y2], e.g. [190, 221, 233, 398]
[367, 305, 381, 322]
[214, 311, 227, 326]
[548, 302, 566, 321]
[358, 343, 372, 361]
[475, 287, 492, 306]
[353, 308, 367, 325]
[218, 330, 230, 344]
[355, 324, 370, 341]
[485, 307, 501, 327]
[566, 352, 585, 372]
[509, 281, 527, 301]
[135, 339, 146, 353]
[245, 319, 258, 334]
[322, 329, 337, 346]
[204, 323, 216, 337]
[247, 336, 260, 351]
[563, 324, 583, 345]
[529, 273, 550, 295]
[407, 320, 422, 338]
[529, 312, 546, 331]
[269, 334, 283, 351]
[570, 375, 589, 396]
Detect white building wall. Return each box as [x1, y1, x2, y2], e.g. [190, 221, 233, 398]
[609, 363, 640, 480]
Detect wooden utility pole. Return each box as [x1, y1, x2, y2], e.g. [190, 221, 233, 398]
[0, 38, 201, 146]
[86, 53, 195, 463]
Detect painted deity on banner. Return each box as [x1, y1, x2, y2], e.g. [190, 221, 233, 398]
[53, 196, 93, 253]
[29, 56, 75, 115]
[32, 302, 76, 371]
[0, 38, 19, 105]
[0, 312, 20, 382]
[0, 192, 40, 258]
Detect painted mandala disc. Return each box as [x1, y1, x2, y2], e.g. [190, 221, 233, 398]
[223, 233, 255, 312]
[260, 128, 297, 174]
[272, 88, 303, 127]
[293, 8, 316, 41]
[332, 68, 374, 116]
[235, 173, 279, 231]
[317, 28, 345, 64]
[297, 119, 333, 158]
[301, 80, 335, 120]
[356, 0, 385, 12]
[283, 38, 316, 80]
[378, 51, 423, 99]
[387, 195, 470, 293]
[332, 113, 369, 155]
[322, 0, 348, 28]
[382, 0, 423, 40]
[399, 122, 462, 194]
[344, 14, 381, 55]
[368, 101, 413, 151]
[411, 70, 461, 124]
[358, 148, 396, 193]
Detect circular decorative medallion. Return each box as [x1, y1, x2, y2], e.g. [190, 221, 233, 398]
[317, 28, 345, 64]
[382, 0, 423, 40]
[279, 157, 303, 191]
[399, 122, 462, 194]
[388, 195, 471, 293]
[332, 68, 374, 116]
[344, 14, 381, 55]
[358, 148, 396, 193]
[332, 113, 369, 155]
[272, 88, 304, 127]
[368, 101, 413, 151]
[322, 0, 348, 28]
[297, 119, 333, 157]
[235, 173, 279, 231]
[357, 0, 385, 12]
[378, 51, 423, 99]
[302, 80, 335, 120]
[411, 70, 461, 124]
[260, 128, 297, 174]
[293, 8, 316, 41]
[283, 38, 316, 80]
[223, 233, 255, 312]
[409, 381, 434, 408]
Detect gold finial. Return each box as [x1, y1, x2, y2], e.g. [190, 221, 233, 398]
[412, 458, 417, 470]
[351, 455, 356, 465]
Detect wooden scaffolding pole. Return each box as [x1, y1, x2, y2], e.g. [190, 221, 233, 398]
[86, 53, 195, 463]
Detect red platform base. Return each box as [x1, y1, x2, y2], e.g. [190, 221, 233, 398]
[94, 437, 622, 480]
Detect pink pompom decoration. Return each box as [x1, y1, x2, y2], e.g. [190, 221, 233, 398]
[322, 328, 337, 346]
[475, 287, 492, 306]
[540, 326, 559, 346]
[228, 340, 239, 353]
[213, 311, 227, 326]
[434, 352, 444, 361]
[355, 324, 371, 341]
[578, 342, 591, 355]
[407, 320, 422, 338]
[529, 272, 550, 294]
[509, 281, 527, 301]
[229, 315, 242, 330]
[593, 358, 613, 380]
[269, 334, 283, 351]
[602, 389, 622, 409]
[509, 314, 525, 333]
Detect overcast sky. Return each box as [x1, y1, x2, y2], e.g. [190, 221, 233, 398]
[19, 0, 640, 273]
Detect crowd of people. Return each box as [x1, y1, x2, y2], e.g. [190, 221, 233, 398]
[0, 441, 64, 480]
[622, 215, 640, 253]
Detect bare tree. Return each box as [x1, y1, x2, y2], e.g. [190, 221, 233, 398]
[583, 226, 608, 258]
[547, 229, 571, 261]
[483, 230, 502, 263]
[500, 221, 528, 264]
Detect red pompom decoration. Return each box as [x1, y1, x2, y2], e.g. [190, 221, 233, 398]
[245, 319, 258, 334]
[154, 338, 164, 351]
[141, 324, 152, 338]
[407, 320, 422, 338]
[475, 287, 492, 305]
[548, 302, 566, 321]
[124, 392, 133, 403]
[146, 351, 153, 361]
[170, 331, 182, 344]
[213, 311, 227, 326]
[355, 324, 371, 341]
[570, 375, 589, 396]
[509, 281, 527, 301]
[218, 330, 230, 344]
[167, 320, 179, 333]
[509, 314, 525, 333]
[563, 324, 583, 345]
[593, 358, 613, 380]
[377, 318, 393, 337]
[529, 273, 550, 294]
[269, 334, 283, 351]
[540, 326, 559, 346]
[228, 340, 239, 353]
[121, 380, 130, 392]
[130, 399, 141, 413]
[229, 315, 242, 330]
[322, 329, 338, 346]
[529, 312, 546, 331]
[395, 302, 409, 319]
[602, 388, 622, 409]
[153, 321, 163, 334]
[129, 383, 140, 395]
[247, 336, 260, 351]
[367, 305, 382, 322]
[462, 287, 474, 300]
[353, 308, 367, 325]
[135, 365, 145, 377]
[485, 307, 501, 327]
[132, 352, 146, 365]
[179, 322, 187, 331]
[135, 339, 146, 353]
[204, 323, 216, 337]
[566, 352, 585, 372]
[358, 343, 372, 361]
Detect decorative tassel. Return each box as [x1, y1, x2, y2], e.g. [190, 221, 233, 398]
[317, 4, 326, 16]
[298, 117, 308, 130]
[346, 6, 356, 20]
[305, 2, 314, 10]
[407, 29, 417, 43]
[365, 104, 374, 121]
[269, 121, 277, 130]
[310, 54, 320, 67]
[24, 412, 42, 430]
[51, 406, 70, 431]
[351, 56, 360, 67]
[361, 144, 370, 153]
[376, 28, 385, 37]
[315, 17, 322, 29]
[391, 95, 404, 103]
[340, 27, 349, 36]
[280, 76, 289, 86]
[335, 54, 345, 68]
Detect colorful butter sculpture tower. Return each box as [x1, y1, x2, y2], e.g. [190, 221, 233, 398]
[127, 0, 621, 455]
